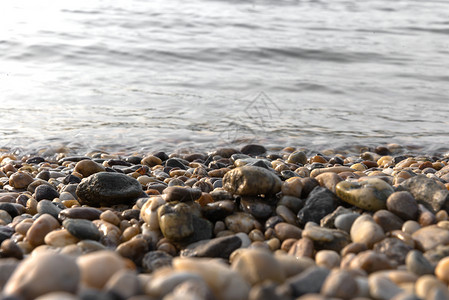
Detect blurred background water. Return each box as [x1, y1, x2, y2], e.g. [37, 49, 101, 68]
[1, 0, 449, 155]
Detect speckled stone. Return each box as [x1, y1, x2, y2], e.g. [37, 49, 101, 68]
[223, 166, 282, 196]
[336, 178, 394, 211]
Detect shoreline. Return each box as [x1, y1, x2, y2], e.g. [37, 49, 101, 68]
[1, 143, 449, 299]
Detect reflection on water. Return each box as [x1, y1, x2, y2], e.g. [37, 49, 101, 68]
[1, 0, 449, 154]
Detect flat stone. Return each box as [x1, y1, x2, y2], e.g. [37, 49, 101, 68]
[274, 222, 302, 241]
[9, 171, 34, 189]
[240, 144, 267, 156]
[104, 270, 141, 300]
[181, 235, 242, 259]
[335, 213, 360, 233]
[349, 250, 394, 273]
[223, 166, 282, 196]
[336, 178, 394, 211]
[297, 187, 340, 226]
[225, 212, 259, 234]
[373, 210, 404, 232]
[76, 172, 144, 207]
[58, 207, 102, 221]
[3, 252, 79, 300]
[0, 203, 20, 218]
[369, 274, 403, 300]
[412, 225, 449, 251]
[145, 270, 204, 298]
[44, 229, 80, 247]
[116, 237, 149, 265]
[63, 219, 101, 241]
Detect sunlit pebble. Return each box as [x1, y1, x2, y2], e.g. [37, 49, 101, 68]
[1, 145, 449, 299]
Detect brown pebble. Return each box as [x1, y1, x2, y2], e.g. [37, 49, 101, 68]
[26, 214, 60, 247]
[288, 237, 314, 259]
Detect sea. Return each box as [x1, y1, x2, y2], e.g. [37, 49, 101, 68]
[1, 0, 449, 156]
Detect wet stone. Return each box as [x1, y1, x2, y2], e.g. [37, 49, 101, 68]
[63, 219, 101, 241]
[297, 186, 339, 226]
[34, 184, 59, 201]
[336, 178, 394, 211]
[201, 200, 235, 222]
[76, 172, 144, 207]
[223, 166, 282, 196]
[158, 203, 194, 241]
[165, 158, 188, 170]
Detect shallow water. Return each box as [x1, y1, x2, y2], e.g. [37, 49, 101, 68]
[1, 0, 449, 155]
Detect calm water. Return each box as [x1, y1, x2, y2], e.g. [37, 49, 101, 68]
[1, 0, 449, 155]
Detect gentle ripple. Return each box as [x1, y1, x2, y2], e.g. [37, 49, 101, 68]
[1, 0, 449, 154]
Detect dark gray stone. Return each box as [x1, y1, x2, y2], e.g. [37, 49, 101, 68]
[0, 226, 14, 244]
[283, 266, 330, 297]
[240, 144, 267, 156]
[297, 187, 340, 226]
[406, 250, 434, 276]
[76, 172, 144, 207]
[37, 200, 62, 219]
[63, 219, 101, 241]
[163, 186, 202, 202]
[142, 250, 173, 273]
[0, 204, 19, 218]
[180, 235, 242, 259]
[34, 184, 59, 201]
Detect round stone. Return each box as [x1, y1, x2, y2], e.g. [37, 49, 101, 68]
[336, 178, 394, 211]
[37, 200, 62, 219]
[406, 250, 434, 276]
[350, 215, 385, 248]
[386, 191, 419, 221]
[3, 252, 80, 299]
[9, 171, 34, 189]
[63, 219, 101, 241]
[34, 185, 60, 202]
[411, 226, 449, 251]
[335, 213, 360, 233]
[321, 269, 358, 299]
[58, 207, 102, 221]
[76, 172, 144, 207]
[73, 159, 105, 177]
[77, 250, 127, 289]
[44, 229, 80, 247]
[26, 214, 60, 247]
[223, 166, 282, 196]
[231, 248, 285, 285]
[315, 250, 341, 269]
[435, 256, 449, 284]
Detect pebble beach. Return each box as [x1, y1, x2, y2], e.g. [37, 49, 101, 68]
[1, 143, 449, 300]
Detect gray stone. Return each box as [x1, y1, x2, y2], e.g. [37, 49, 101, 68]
[76, 172, 144, 206]
[181, 235, 242, 259]
[34, 184, 59, 201]
[63, 219, 101, 241]
[406, 250, 434, 276]
[142, 250, 173, 273]
[297, 187, 340, 226]
[400, 175, 449, 213]
[37, 200, 62, 219]
[284, 266, 330, 297]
